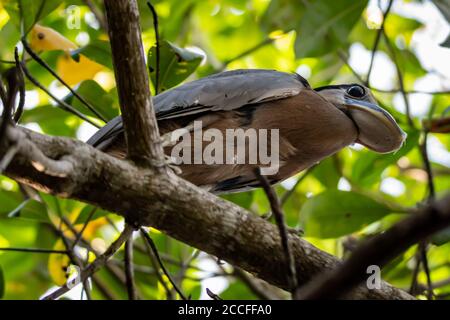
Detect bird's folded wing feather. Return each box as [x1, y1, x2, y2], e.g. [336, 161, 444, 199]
[87, 69, 309, 149]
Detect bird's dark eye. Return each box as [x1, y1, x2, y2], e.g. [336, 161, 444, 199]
[347, 85, 365, 98]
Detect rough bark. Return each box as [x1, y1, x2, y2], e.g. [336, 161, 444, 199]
[1, 126, 413, 300]
[104, 0, 165, 166]
[0, 0, 417, 300]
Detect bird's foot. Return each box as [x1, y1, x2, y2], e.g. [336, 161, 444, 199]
[161, 124, 195, 148]
[287, 226, 304, 236]
[164, 154, 182, 174]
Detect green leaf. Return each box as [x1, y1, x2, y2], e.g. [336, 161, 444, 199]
[221, 192, 254, 210]
[74, 205, 109, 225]
[0, 265, 4, 299]
[351, 129, 420, 187]
[262, 0, 367, 58]
[70, 40, 113, 70]
[19, 200, 50, 223]
[3, 0, 63, 34]
[147, 40, 203, 92]
[0, 193, 50, 223]
[295, 0, 368, 58]
[0, 190, 24, 215]
[432, 226, 450, 246]
[300, 190, 391, 238]
[261, 0, 307, 32]
[21, 105, 80, 137]
[384, 14, 423, 45]
[68, 80, 118, 121]
[313, 157, 341, 188]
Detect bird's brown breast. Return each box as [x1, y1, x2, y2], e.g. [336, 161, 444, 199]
[105, 89, 357, 192]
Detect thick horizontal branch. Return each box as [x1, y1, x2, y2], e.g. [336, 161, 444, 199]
[0, 125, 414, 300]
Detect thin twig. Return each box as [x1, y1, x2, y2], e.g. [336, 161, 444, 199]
[83, 0, 108, 31]
[382, 29, 414, 128]
[366, 0, 394, 86]
[420, 132, 436, 200]
[24, 0, 47, 35]
[419, 242, 434, 299]
[140, 228, 187, 300]
[21, 40, 107, 122]
[280, 165, 316, 206]
[13, 48, 25, 123]
[20, 62, 100, 127]
[222, 37, 275, 68]
[0, 143, 19, 174]
[0, 59, 16, 65]
[232, 267, 282, 300]
[128, 239, 174, 299]
[54, 225, 92, 300]
[41, 224, 134, 300]
[71, 207, 98, 250]
[0, 77, 7, 106]
[337, 50, 366, 84]
[254, 168, 297, 296]
[0, 247, 68, 254]
[372, 88, 450, 95]
[147, 1, 160, 94]
[59, 217, 131, 294]
[206, 288, 222, 300]
[0, 70, 15, 149]
[409, 248, 421, 294]
[124, 234, 137, 300]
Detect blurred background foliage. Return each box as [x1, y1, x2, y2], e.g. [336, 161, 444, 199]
[0, 0, 449, 300]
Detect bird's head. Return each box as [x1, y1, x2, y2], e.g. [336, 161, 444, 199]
[315, 84, 406, 153]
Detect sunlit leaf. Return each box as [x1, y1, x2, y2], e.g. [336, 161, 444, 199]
[57, 53, 104, 86]
[351, 129, 420, 187]
[21, 105, 80, 137]
[74, 205, 109, 225]
[147, 40, 203, 92]
[30, 24, 76, 51]
[313, 157, 341, 188]
[300, 190, 391, 238]
[67, 80, 118, 120]
[70, 40, 113, 70]
[47, 239, 70, 286]
[3, 0, 62, 34]
[262, 0, 367, 57]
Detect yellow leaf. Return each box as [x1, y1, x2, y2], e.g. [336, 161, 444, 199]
[48, 239, 70, 286]
[57, 53, 104, 85]
[30, 24, 104, 85]
[0, 4, 10, 30]
[74, 217, 108, 240]
[30, 24, 77, 51]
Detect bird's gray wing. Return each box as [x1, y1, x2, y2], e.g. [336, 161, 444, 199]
[154, 69, 309, 119]
[87, 69, 309, 149]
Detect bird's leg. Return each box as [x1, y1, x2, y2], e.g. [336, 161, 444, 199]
[159, 123, 198, 175]
[160, 122, 196, 148]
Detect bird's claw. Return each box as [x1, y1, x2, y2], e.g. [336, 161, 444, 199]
[164, 154, 182, 174]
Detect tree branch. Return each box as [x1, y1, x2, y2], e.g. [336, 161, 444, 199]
[124, 235, 137, 300]
[0, 125, 416, 300]
[296, 194, 450, 299]
[104, 0, 165, 166]
[41, 224, 134, 300]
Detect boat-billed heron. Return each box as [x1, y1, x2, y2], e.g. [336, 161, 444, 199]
[87, 69, 406, 193]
